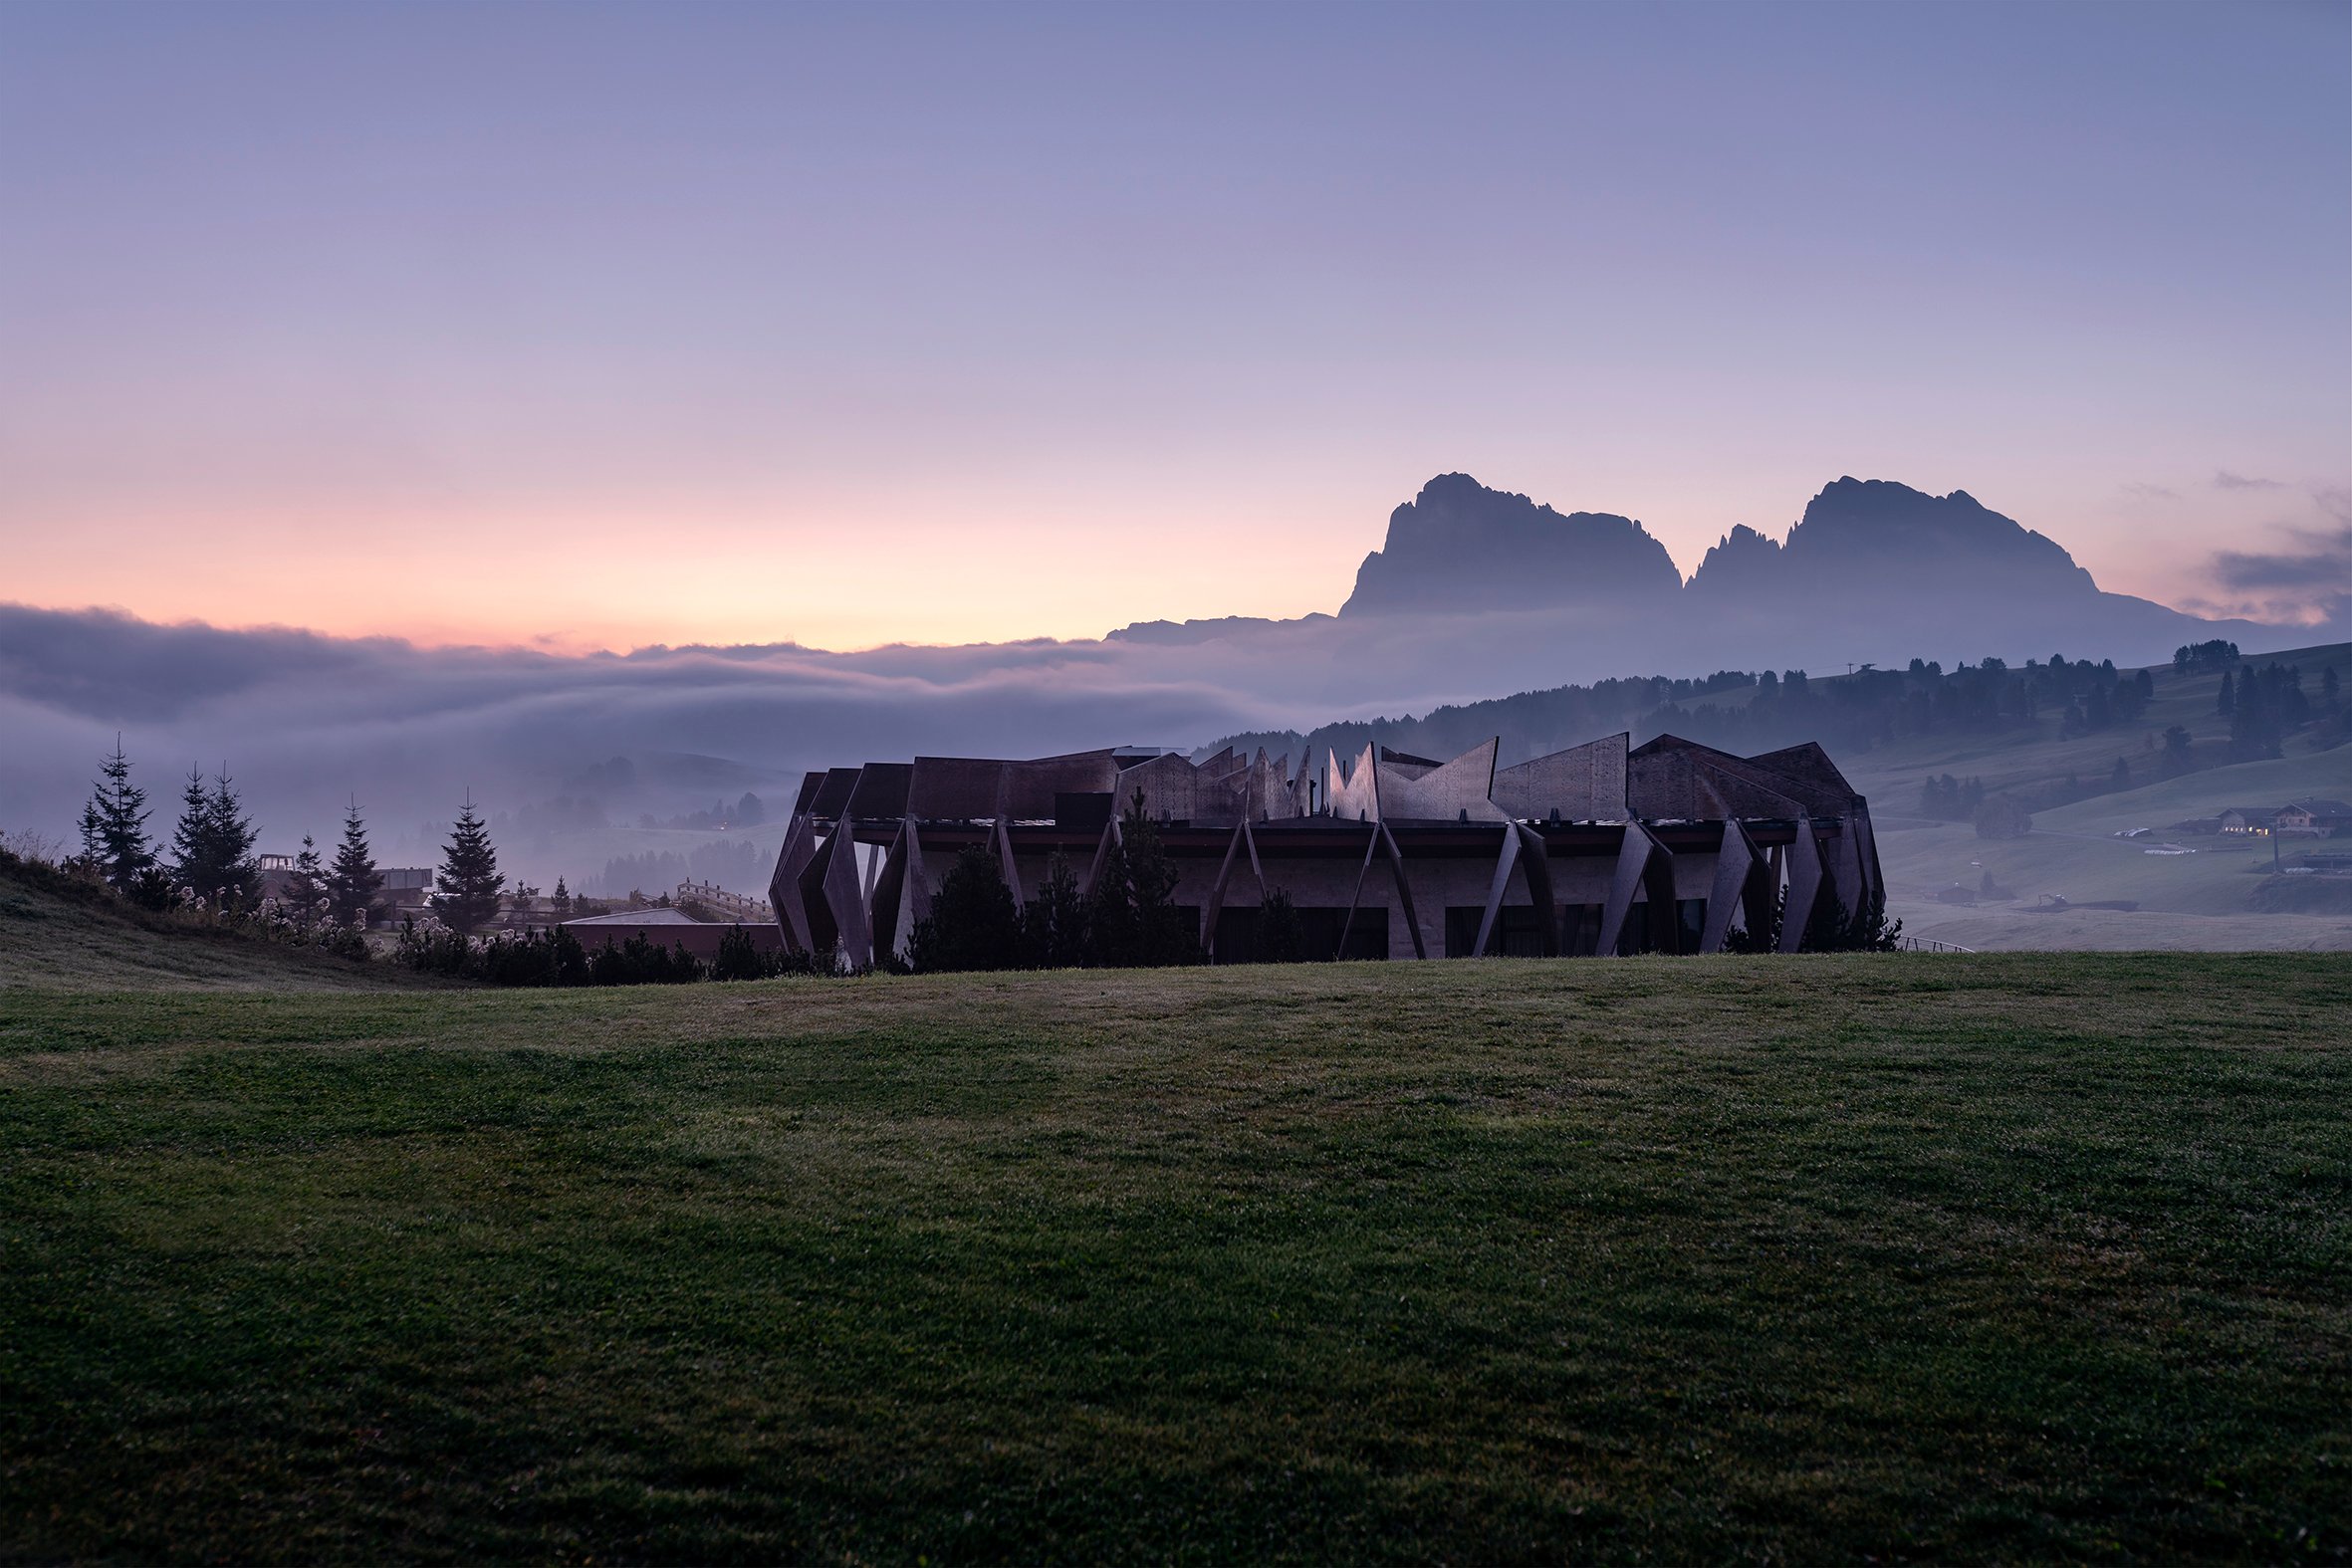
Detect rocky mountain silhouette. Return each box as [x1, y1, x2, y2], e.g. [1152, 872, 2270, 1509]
[1338, 473, 1683, 616]
[1108, 472, 2266, 687]
[1687, 478, 2099, 599]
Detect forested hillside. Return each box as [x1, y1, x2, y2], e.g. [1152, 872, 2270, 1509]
[1208, 639, 2348, 810]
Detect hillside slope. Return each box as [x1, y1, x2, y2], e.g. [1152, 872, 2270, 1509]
[3, 956, 2344, 1560]
[0, 857, 421, 992]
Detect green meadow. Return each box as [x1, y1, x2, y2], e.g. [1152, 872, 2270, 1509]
[3, 938, 2346, 1562]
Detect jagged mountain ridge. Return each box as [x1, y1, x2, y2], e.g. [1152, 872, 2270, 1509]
[1112, 473, 2222, 649]
[1688, 477, 2100, 599]
[1338, 472, 1685, 616]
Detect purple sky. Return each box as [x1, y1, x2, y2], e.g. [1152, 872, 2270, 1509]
[2, 0, 2345, 650]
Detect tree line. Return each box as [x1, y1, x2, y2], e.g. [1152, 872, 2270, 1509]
[65, 737, 516, 937]
[1215, 653, 2186, 777]
[908, 791, 1219, 972]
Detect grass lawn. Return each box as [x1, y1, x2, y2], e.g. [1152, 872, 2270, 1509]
[2, 956, 2347, 1562]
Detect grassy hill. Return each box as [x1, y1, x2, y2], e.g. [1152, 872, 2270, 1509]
[0, 853, 420, 992]
[1840, 637, 2348, 806]
[1854, 639, 2351, 949]
[2, 955, 2345, 1561]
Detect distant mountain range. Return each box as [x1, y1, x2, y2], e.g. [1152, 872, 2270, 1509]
[1117, 473, 2247, 660]
[0, 471, 2315, 893]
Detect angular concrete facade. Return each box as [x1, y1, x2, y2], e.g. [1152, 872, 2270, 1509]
[768, 732, 1883, 967]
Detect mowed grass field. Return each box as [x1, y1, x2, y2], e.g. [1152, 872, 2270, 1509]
[3, 955, 2348, 1563]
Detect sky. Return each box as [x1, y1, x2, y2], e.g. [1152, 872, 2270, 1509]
[2, 0, 2346, 652]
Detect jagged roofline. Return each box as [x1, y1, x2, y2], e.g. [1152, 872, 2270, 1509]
[1633, 733, 1860, 811]
[790, 731, 1860, 828]
[1744, 741, 1862, 804]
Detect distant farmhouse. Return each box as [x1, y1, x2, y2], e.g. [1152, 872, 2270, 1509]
[2273, 798, 2352, 837]
[766, 734, 1883, 967]
[2221, 798, 2352, 838]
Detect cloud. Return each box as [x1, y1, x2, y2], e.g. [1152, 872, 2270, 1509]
[2121, 481, 2178, 501]
[2213, 470, 2286, 491]
[2211, 524, 2352, 593]
[2187, 522, 2352, 635]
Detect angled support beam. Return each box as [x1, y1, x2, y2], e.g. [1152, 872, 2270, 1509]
[869, 824, 905, 964]
[797, 823, 838, 957]
[1334, 820, 1380, 960]
[767, 811, 820, 952]
[1827, 813, 1863, 914]
[869, 817, 930, 965]
[990, 813, 1025, 908]
[1596, 821, 1672, 957]
[1778, 814, 1824, 955]
[1851, 807, 1884, 907]
[1083, 815, 1123, 900]
[1203, 821, 1250, 963]
[1700, 818, 1760, 954]
[1514, 822, 1559, 957]
[1472, 824, 1522, 959]
[1242, 820, 1267, 889]
[821, 820, 871, 970]
[1379, 821, 1427, 960]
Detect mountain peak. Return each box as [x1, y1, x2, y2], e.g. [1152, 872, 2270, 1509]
[1339, 474, 1683, 617]
[1686, 477, 2098, 598]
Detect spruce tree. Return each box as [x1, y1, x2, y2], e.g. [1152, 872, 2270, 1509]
[202, 769, 260, 906]
[168, 765, 210, 895]
[328, 800, 385, 929]
[1086, 790, 1197, 968]
[431, 796, 506, 934]
[909, 844, 1024, 972]
[167, 762, 257, 902]
[164, 764, 257, 903]
[1020, 852, 1089, 968]
[552, 877, 574, 921]
[284, 834, 328, 923]
[80, 736, 154, 893]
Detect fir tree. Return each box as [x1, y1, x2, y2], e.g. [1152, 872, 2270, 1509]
[431, 796, 506, 934]
[1086, 791, 1197, 967]
[1258, 886, 1305, 963]
[205, 769, 260, 905]
[909, 844, 1024, 972]
[284, 833, 328, 922]
[168, 765, 258, 904]
[328, 800, 385, 929]
[2217, 670, 2234, 716]
[79, 736, 154, 893]
[552, 877, 575, 920]
[1020, 852, 1089, 968]
[168, 766, 209, 894]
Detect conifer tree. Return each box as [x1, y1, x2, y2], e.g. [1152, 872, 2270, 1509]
[1086, 791, 1197, 967]
[1020, 852, 1089, 968]
[2217, 670, 2234, 716]
[431, 796, 506, 933]
[909, 844, 1024, 972]
[165, 766, 255, 902]
[552, 877, 574, 920]
[168, 766, 209, 894]
[328, 800, 385, 929]
[79, 736, 155, 893]
[204, 769, 260, 905]
[284, 834, 328, 923]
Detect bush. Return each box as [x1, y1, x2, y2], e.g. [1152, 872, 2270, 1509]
[1975, 796, 2033, 839]
[1258, 887, 1306, 963]
[909, 845, 1026, 972]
